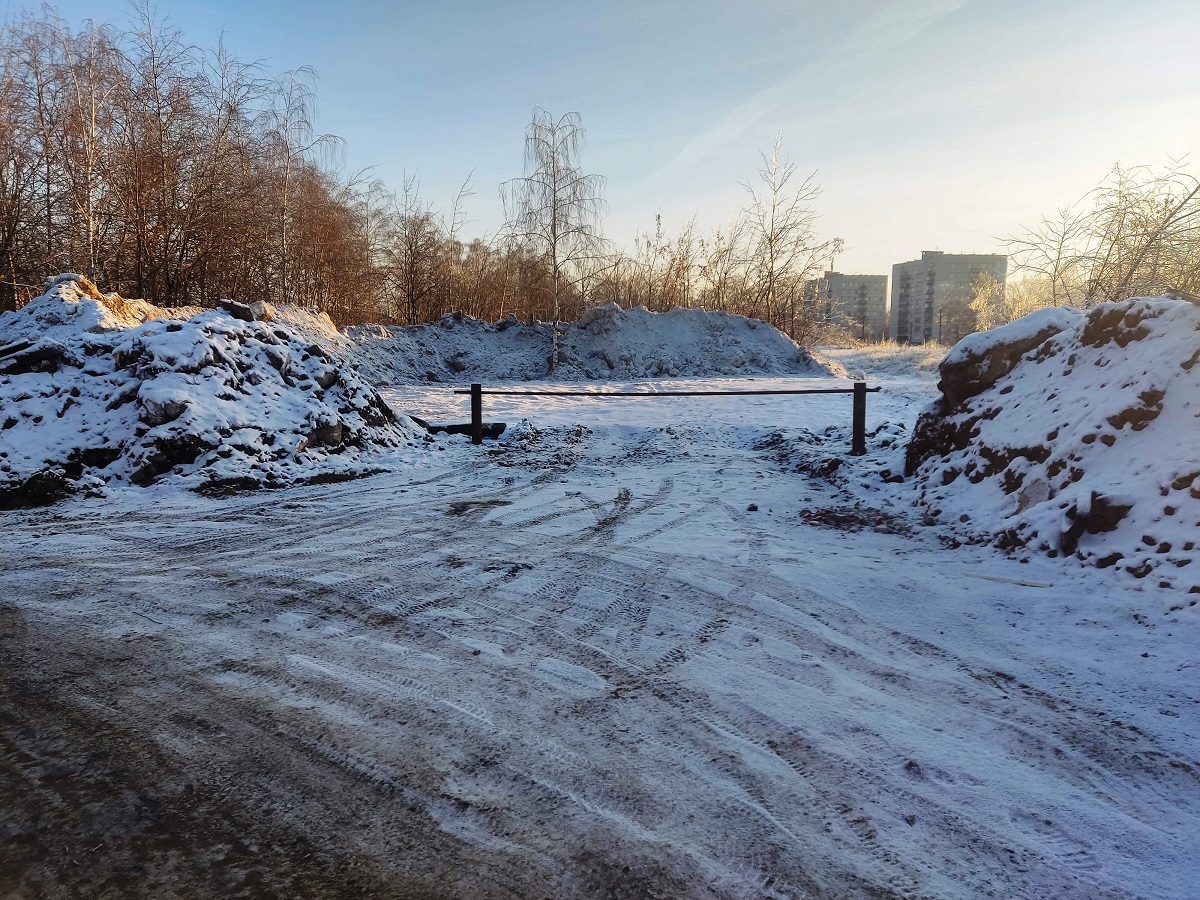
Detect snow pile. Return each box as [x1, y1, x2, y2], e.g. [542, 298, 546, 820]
[347, 303, 841, 384]
[0, 275, 426, 505]
[269, 303, 350, 348]
[347, 312, 554, 384]
[907, 297, 1200, 599]
[559, 303, 841, 379]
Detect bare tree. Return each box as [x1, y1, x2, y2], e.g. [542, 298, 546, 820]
[1006, 205, 1089, 307]
[386, 173, 442, 324]
[58, 19, 122, 280]
[698, 217, 748, 311]
[1087, 161, 1200, 301]
[966, 271, 1006, 331]
[631, 215, 667, 310]
[262, 67, 341, 304]
[500, 108, 606, 368]
[0, 30, 39, 310]
[1008, 159, 1200, 306]
[742, 133, 841, 339]
[440, 171, 474, 313]
[937, 288, 976, 344]
[665, 215, 700, 309]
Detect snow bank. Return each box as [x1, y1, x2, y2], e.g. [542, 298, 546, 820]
[347, 303, 840, 384]
[347, 312, 553, 384]
[0, 275, 426, 505]
[907, 298, 1200, 602]
[269, 303, 349, 348]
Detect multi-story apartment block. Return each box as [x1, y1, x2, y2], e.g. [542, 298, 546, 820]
[807, 272, 890, 342]
[889, 251, 1007, 344]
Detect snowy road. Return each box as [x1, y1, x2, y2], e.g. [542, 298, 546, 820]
[2, 378, 1197, 898]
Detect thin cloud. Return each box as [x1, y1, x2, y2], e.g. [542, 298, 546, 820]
[633, 0, 971, 191]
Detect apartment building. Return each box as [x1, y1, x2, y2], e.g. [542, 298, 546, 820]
[807, 272, 890, 342]
[889, 251, 1007, 344]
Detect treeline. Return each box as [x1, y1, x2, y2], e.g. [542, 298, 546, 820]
[7, 8, 1191, 343]
[0, 8, 847, 342]
[0, 9, 377, 319]
[1006, 161, 1200, 308]
[936, 161, 1200, 341]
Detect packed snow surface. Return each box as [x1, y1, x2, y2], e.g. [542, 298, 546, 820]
[2, 371, 1195, 898]
[0, 275, 427, 503]
[909, 297, 1200, 601]
[348, 303, 842, 384]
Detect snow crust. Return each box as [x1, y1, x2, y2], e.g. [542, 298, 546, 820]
[0, 275, 427, 502]
[911, 297, 1200, 605]
[347, 303, 841, 384]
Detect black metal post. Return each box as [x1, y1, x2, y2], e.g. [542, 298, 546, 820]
[470, 383, 483, 445]
[851, 381, 867, 456]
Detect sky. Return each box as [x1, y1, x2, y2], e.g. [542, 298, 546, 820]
[4, 0, 1199, 275]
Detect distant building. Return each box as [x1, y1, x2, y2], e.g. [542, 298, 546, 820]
[889, 251, 1007, 344]
[806, 272, 890, 342]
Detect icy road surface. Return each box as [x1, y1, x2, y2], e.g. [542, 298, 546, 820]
[2, 377, 1196, 899]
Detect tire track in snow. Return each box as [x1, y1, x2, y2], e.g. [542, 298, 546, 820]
[4, 441, 1192, 899]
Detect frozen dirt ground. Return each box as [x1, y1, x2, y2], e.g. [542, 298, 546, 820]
[1, 377, 1197, 899]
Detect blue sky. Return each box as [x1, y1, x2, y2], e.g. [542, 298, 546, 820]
[5, 0, 1199, 274]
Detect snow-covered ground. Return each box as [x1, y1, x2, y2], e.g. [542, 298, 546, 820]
[3, 363, 1196, 898]
[820, 342, 947, 381]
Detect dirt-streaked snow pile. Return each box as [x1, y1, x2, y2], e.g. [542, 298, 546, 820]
[907, 298, 1200, 598]
[0, 274, 425, 505]
[348, 303, 840, 384]
[270, 302, 351, 349]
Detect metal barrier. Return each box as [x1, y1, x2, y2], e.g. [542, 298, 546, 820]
[453, 381, 882, 455]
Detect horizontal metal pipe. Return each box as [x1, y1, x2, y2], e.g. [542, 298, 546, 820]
[453, 387, 881, 397]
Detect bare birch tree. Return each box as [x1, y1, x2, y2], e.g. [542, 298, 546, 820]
[440, 171, 474, 313]
[500, 108, 606, 369]
[262, 67, 341, 304]
[387, 174, 441, 324]
[698, 217, 748, 311]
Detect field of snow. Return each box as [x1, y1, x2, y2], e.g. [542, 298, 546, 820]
[3, 362, 1197, 898]
[819, 342, 947, 380]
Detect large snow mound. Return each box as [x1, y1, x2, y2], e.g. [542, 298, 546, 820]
[907, 297, 1200, 601]
[562, 303, 841, 379]
[347, 303, 841, 384]
[0, 275, 426, 505]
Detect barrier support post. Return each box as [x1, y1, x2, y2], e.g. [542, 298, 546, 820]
[851, 381, 867, 456]
[470, 383, 483, 445]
